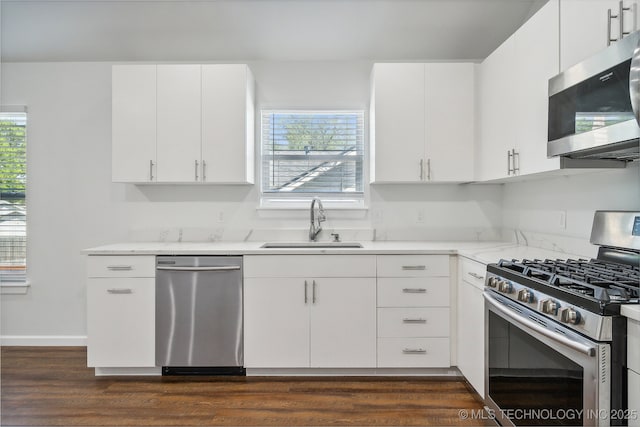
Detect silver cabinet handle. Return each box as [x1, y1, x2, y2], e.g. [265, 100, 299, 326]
[467, 272, 484, 280]
[156, 266, 240, 272]
[402, 288, 427, 293]
[619, 1, 632, 40]
[507, 149, 513, 175]
[402, 265, 426, 271]
[195, 160, 199, 181]
[149, 160, 155, 181]
[107, 265, 133, 271]
[608, 8, 617, 46]
[107, 288, 133, 294]
[512, 149, 519, 174]
[202, 160, 207, 182]
[419, 159, 424, 180]
[312, 280, 317, 304]
[304, 280, 308, 304]
[426, 158, 431, 181]
[402, 348, 427, 354]
[402, 318, 427, 324]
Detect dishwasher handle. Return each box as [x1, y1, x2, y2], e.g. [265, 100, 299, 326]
[156, 265, 241, 272]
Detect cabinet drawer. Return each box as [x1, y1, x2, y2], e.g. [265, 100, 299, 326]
[629, 369, 640, 427]
[87, 255, 156, 278]
[377, 255, 449, 277]
[87, 278, 155, 367]
[377, 277, 449, 307]
[460, 257, 487, 290]
[244, 255, 376, 278]
[629, 318, 640, 374]
[377, 337, 450, 368]
[377, 308, 450, 337]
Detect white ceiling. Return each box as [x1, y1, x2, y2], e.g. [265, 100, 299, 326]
[0, 0, 548, 63]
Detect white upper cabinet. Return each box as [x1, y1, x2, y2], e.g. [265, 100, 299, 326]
[156, 65, 202, 183]
[112, 64, 255, 184]
[111, 65, 157, 183]
[560, 0, 638, 72]
[476, 0, 560, 181]
[201, 64, 255, 184]
[370, 62, 475, 183]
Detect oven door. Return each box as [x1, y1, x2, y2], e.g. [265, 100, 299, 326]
[484, 291, 610, 427]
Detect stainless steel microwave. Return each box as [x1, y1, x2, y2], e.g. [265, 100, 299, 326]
[548, 30, 640, 161]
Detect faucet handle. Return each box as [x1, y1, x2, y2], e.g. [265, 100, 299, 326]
[331, 233, 341, 242]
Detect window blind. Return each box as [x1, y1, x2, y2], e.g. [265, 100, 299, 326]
[261, 111, 364, 197]
[0, 112, 27, 284]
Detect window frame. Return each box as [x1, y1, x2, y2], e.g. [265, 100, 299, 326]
[259, 109, 367, 210]
[0, 106, 29, 294]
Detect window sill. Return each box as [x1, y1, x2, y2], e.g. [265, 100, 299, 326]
[1, 282, 30, 295]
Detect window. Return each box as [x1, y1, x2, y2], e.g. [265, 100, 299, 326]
[0, 110, 27, 285]
[261, 110, 364, 208]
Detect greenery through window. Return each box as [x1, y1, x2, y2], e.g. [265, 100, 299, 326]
[261, 111, 364, 203]
[0, 111, 27, 284]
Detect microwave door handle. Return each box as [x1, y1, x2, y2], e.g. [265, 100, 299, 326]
[630, 35, 640, 126]
[483, 291, 596, 357]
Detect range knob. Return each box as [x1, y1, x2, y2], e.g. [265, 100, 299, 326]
[517, 288, 534, 303]
[497, 280, 513, 294]
[561, 307, 582, 325]
[541, 299, 559, 315]
[487, 277, 499, 288]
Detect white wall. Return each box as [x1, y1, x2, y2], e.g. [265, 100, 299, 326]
[502, 166, 640, 257]
[0, 61, 503, 341]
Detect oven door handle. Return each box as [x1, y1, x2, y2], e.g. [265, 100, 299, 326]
[483, 292, 596, 357]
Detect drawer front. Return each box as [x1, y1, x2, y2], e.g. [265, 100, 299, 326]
[87, 255, 156, 278]
[244, 255, 376, 278]
[87, 278, 155, 367]
[460, 257, 487, 290]
[377, 255, 449, 277]
[377, 337, 450, 368]
[629, 318, 640, 374]
[378, 308, 450, 337]
[377, 277, 449, 307]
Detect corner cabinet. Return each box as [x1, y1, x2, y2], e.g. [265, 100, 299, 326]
[476, 0, 560, 181]
[112, 64, 255, 184]
[370, 62, 475, 183]
[243, 255, 377, 368]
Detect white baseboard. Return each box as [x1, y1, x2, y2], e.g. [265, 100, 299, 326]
[1, 335, 87, 346]
[246, 367, 461, 377]
[94, 367, 161, 376]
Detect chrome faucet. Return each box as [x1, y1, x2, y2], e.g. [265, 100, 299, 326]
[309, 197, 326, 241]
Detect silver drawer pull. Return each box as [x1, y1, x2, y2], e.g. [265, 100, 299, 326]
[467, 272, 484, 280]
[403, 318, 427, 324]
[402, 265, 426, 271]
[402, 348, 427, 354]
[107, 265, 133, 271]
[107, 288, 133, 294]
[402, 288, 427, 293]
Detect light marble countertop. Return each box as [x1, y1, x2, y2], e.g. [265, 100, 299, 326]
[622, 305, 640, 322]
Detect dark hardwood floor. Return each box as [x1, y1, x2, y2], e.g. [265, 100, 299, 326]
[1, 347, 491, 426]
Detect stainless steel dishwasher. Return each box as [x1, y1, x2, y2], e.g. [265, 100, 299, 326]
[155, 256, 244, 375]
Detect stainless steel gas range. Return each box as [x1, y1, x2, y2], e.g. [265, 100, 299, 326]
[484, 211, 640, 427]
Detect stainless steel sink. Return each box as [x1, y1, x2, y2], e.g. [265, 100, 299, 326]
[261, 242, 363, 248]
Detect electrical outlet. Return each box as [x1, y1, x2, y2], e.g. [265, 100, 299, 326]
[372, 208, 383, 224]
[559, 211, 567, 230]
[417, 209, 425, 224]
[218, 211, 225, 223]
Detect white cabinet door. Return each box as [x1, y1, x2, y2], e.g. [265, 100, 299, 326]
[456, 277, 485, 397]
[560, 0, 638, 72]
[310, 278, 376, 368]
[243, 278, 310, 368]
[112, 65, 157, 183]
[629, 368, 640, 427]
[424, 63, 475, 182]
[514, 0, 561, 176]
[370, 63, 425, 183]
[201, 64, 255, 184]
[156, 65, 202, 183]
[476, 35, 517, 181]
[87, 278, 155, 367]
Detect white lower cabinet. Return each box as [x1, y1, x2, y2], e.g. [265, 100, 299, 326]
[628, 317, 640, 427]
[87, 275, 155, 368]
[378, 337, 450, 368]
[456, 257, 486, 397]
[629, 368, 640, 427]
[243, 255, 377, 369]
